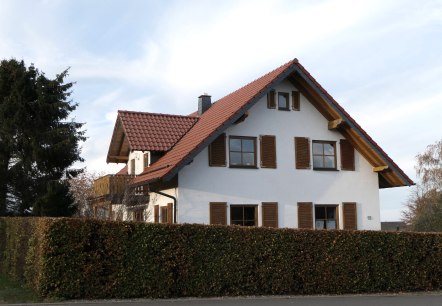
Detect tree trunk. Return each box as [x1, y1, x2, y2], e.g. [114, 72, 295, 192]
[0, 154, 9, 216]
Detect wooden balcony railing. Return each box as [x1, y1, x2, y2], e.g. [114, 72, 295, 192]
[93, 174, 134, 198]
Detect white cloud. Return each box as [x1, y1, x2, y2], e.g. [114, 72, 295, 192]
[1, 0, 441, 218]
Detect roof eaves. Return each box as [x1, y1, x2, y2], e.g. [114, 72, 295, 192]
[162, 59, 300, 182]
[293, 64, 414, 187]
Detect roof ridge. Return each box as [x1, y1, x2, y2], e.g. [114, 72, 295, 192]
[211, 58, 298, 105]
[118, 110, 198, 119]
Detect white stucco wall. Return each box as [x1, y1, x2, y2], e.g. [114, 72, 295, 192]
[146, 188, 178, 223]
[128, 151, 150, 175]
[176, 80, 381, 230]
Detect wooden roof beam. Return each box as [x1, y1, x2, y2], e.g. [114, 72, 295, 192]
[107, 156, 129, 162]
[328, 118, 344, 130]
[373, 165, 389, 172]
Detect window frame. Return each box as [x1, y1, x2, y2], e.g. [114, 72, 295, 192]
[312, 140, 337, 170]
[229, 136, 257, 169]
[314, 205, 339, 230]
[230, 205, 258, 226]
[133, 209, 144, 222]
[277, 92, 290, 111]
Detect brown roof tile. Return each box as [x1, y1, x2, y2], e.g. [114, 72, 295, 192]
[131, 59, 297, 185]
[118, 111, 198, 152]
[131, 58, 413, 187]
[115, 165, 128, 175]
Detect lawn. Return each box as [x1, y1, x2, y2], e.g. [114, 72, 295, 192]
[0, 273, 42, 304]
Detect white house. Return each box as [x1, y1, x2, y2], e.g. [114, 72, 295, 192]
[101, 58, 413, 230]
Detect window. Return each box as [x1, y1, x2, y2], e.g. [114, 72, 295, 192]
[133, 209, 144, 222]
[229, 136, 257, 168]
[160, 206, 168, 223]
[312, 141, 336, 169]
[315, 205, 338, 229]
[278, 92, 289, 110]
[95, 206, 109, 219]
[230, 205, 257, 226]
[160, 204, 173, 224]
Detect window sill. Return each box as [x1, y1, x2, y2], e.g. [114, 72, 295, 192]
[278, 108, 290, 111]
[229, 165, 258, 169]
[313, 168, 339, 171]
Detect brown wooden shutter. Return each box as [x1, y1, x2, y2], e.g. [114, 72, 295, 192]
[260, 135, 276, 168]
[298, 202, 313, 229]
[209, 133, 226, 167]
[267, 90, 276, 109]
[343, 202, 357, 230]
[210, 202, 227, 225]
[292, 91, 300, 111]
[295, 137, 310, 169]
[167, 203, 173, 224]
[130, 159, 135, 174]
[262, 202, 278, 228]
[143, 153, 149, 168]
[154, 205, 159, 223]
[340, 139, 355, 171]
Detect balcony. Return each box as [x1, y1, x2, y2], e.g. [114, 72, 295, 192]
[92, 174, 149, 206]
[93, 174, 134, 202]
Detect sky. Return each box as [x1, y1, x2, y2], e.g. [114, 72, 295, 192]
[1, 0, 441, 221]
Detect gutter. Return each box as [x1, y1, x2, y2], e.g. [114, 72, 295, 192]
[151, 189, 177, 224]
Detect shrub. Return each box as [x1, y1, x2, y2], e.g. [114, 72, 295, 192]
[0, 217, 441, 299]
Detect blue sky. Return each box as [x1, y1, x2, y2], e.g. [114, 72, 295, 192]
[1, 0, 441, 220]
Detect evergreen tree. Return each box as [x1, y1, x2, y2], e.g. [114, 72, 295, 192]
[0, 59, 85, 216]
[33, 181, 77, 217]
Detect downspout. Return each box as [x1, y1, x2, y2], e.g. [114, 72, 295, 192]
[151, 189, 177, 224]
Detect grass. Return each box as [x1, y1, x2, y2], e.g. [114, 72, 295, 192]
[0, 273, 43, 304]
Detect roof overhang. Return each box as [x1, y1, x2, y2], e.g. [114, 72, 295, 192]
[130, 59, 414, 189]
[107, 117, 130, 163]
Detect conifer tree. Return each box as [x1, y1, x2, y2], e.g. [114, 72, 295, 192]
[0, 59, 85, 216]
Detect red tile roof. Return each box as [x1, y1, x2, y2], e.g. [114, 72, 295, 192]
[118, 111, 198, 151]
[130, 58, 413, 187]
[294, 62, 414, 187]
[115, 165, 128, 175]
[131, 59, 297, 185]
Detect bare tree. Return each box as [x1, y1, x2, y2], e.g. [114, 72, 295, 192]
[68, 169, 103, 218]
[120, 186, 151, 222]
[402, 140, 442, 232]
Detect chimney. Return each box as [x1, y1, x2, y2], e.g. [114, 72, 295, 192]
[198, 93, 211, 116]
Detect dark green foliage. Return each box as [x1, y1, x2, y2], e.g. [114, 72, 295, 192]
[0, 59, 85, 216]
[33, 181, 76, 217]
[1, 218, 442, 299]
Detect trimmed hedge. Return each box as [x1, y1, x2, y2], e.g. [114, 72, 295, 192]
[1, 217, 442, 299]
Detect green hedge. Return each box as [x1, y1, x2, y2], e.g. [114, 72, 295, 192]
[1, 217, 442, 299]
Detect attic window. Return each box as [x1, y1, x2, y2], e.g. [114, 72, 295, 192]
[278, 92, 289, 110]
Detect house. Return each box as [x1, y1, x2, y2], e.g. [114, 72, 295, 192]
[381, 221, 408, 231]
[92, 58, 414, 230]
